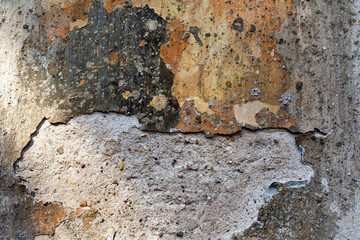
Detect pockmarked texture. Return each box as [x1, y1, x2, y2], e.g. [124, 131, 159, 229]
[2, 0, 360, 239]
[20, 2, 179, 132]
[16, 113, 313, 239]
[19, 0, 295, 135]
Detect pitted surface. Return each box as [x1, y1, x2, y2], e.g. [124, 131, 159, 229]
[1, 0, 360, 239]
[16, 113, 312, 239]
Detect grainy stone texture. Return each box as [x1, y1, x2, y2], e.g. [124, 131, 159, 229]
[1, 0, 360, 239]
[15, 113, 313, 239]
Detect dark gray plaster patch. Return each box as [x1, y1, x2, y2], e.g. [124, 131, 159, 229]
[19, 2, 179, 132]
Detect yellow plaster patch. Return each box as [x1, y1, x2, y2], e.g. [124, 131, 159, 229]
[122, 91, 133, 100]
[132, 0, 294, 131]
[191, 97, 214, 115]
[150, 94, 168, 111]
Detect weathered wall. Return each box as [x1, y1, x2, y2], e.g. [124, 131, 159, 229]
[1, 0, 359, 239]
[15, 113, 313, 239]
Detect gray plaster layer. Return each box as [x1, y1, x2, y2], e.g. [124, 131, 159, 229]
[238, 0, 360, 237]
[0, 0, 45, 165]
[333, 0, 360, 239]
[16, 113, 313, 239]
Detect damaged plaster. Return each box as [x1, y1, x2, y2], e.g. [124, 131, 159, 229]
[17, 0, 296, 135]
[1, 0, 360, 239]
[15, 113, 313, 239]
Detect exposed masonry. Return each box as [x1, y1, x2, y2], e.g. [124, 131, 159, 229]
[15, 113, 313, 239]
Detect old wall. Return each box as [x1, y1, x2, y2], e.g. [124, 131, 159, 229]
[0, 0, 359, 239]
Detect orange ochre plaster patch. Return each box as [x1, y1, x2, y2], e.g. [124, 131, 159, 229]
[143, 0, 295, 132]
[105, 0, 125, 13]
[160, 19, 189, 74]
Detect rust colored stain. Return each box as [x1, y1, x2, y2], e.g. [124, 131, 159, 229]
[134, 0, 295, 131]
[176, 99, 239, 135]
[105, 0, 125, 13]
[255, 108, 296, 129]
[160, 19, 189, 74]
[31, 202, 83, 235]
[79, 79, 86, 87]
[139, 39, 146, 47]
[31, 201, 99, 236]
[41, 0, 94, 39]
[109, 52, 119, 64]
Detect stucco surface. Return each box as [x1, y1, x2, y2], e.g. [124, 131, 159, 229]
[1, 0, 360, 239]
[15, 113, 312, 239]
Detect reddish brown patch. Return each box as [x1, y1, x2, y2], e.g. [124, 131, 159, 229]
[255, 108, 296, 129]
[105, 0, 125, 13]
[176, 100, 239, 135]
[160, 19, 189, 74]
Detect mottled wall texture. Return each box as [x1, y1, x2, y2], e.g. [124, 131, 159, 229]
[1, 0, 359, 239]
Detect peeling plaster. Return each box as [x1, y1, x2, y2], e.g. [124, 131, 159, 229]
[1, 0, 360, 239]
[16, 0, 296, 135]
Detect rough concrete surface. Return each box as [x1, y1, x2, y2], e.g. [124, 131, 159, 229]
[15, 113, 313, 239]
[1, 0, 360, 239]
